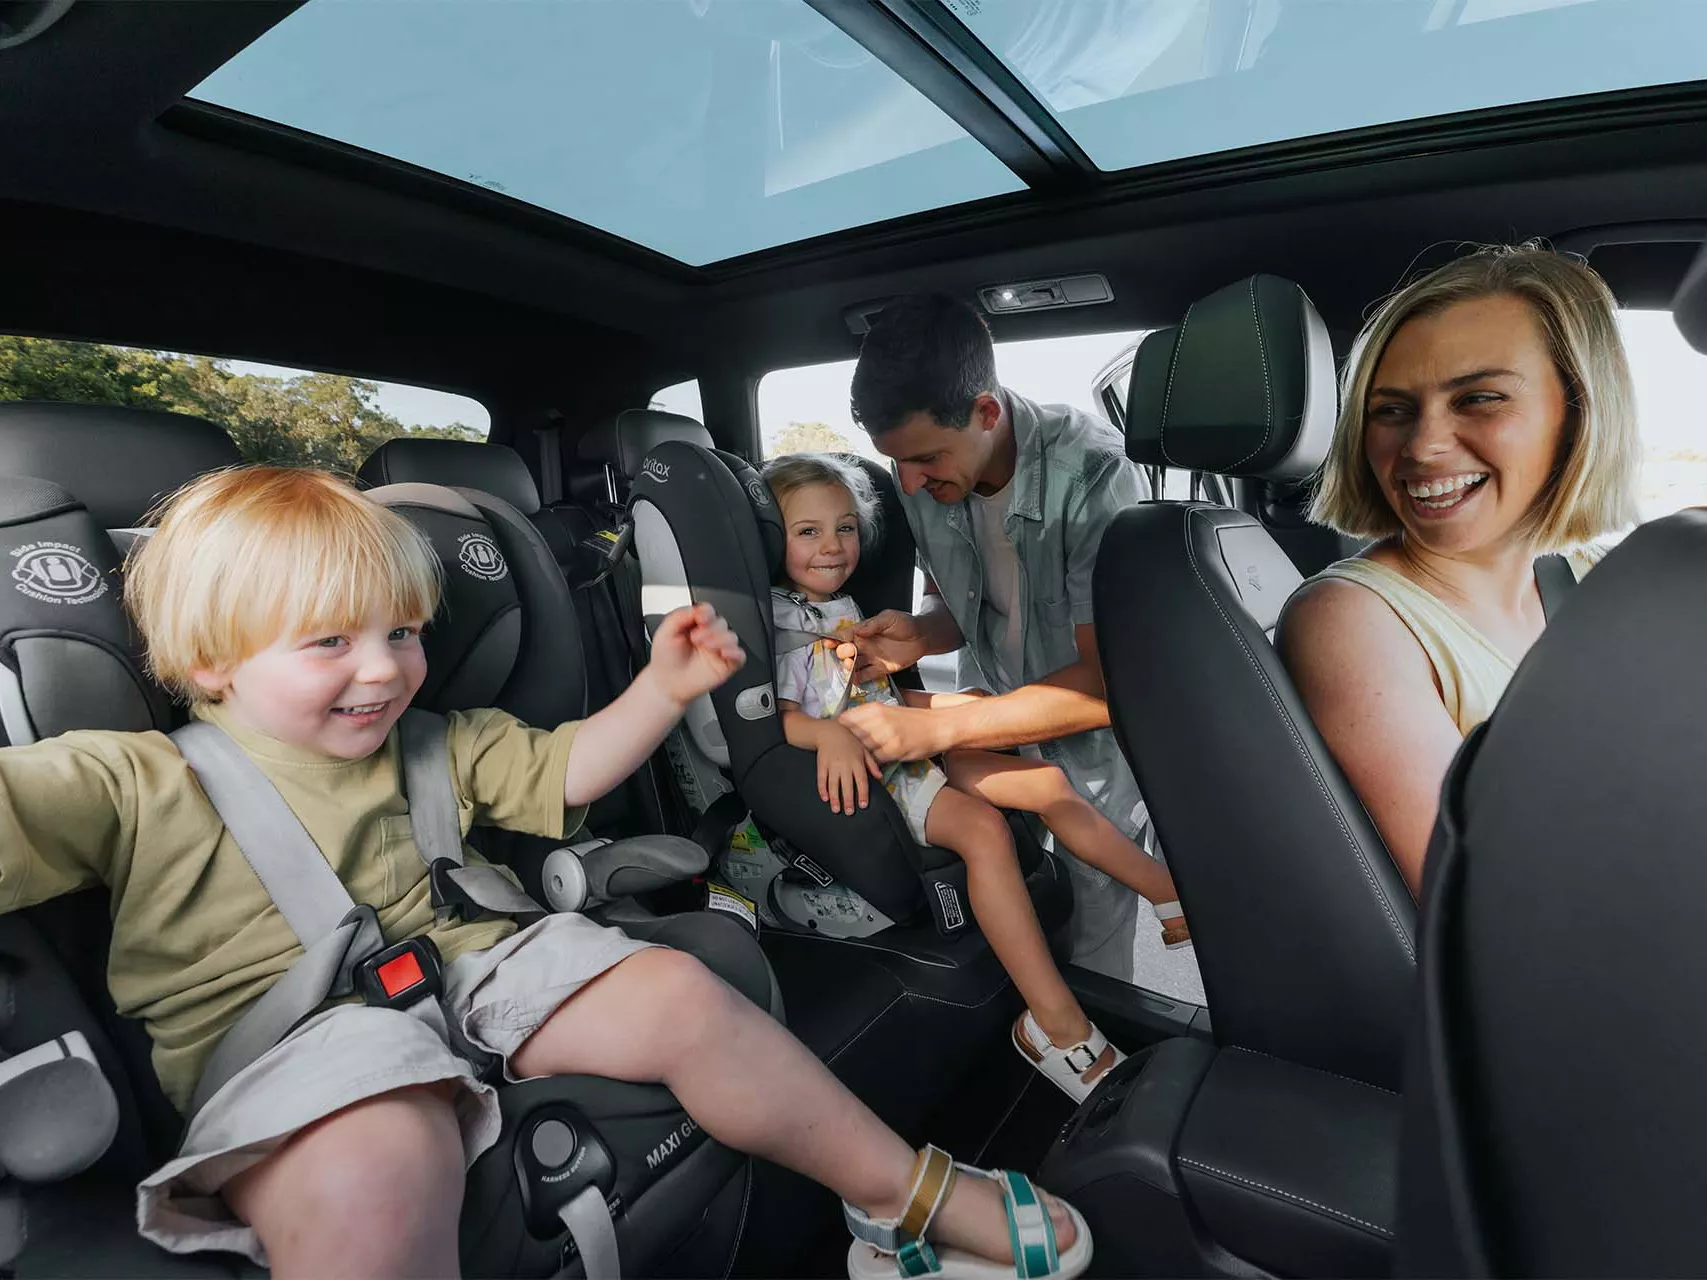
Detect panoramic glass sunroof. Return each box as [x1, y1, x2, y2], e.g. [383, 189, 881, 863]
[938, 0, 1707, 173]
[188, 0, 1024, 267]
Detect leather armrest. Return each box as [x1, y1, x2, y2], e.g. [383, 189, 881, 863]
[1177, 1046, 1399, 1278]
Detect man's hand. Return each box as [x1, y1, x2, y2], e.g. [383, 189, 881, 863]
[814, 721, 882, 816]
[838, 702, 952, 764]
[850, 610, 927, 683]
[647, 603, 745, 707]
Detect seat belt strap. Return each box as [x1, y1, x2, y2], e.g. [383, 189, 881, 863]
[172, 721, 353, 943]
[559, 1184, 621, 1280]
[1535, 552, 1577, 621]
[397, 709, 546, 921]
[186, 907, 384, 1118]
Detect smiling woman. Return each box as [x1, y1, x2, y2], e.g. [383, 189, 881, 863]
[1276, 243, 1641, 895]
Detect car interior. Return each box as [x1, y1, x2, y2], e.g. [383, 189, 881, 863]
[2, 0, 1707, 1276]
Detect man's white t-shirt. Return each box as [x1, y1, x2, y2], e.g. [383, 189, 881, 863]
[969, 478, 1024, 690]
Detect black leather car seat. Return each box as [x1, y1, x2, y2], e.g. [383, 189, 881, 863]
[0, 403, 773, 1277]
[1094, 276, 1417, 1090]
[357, 437, 673, 835]
[1400, 508, 1707, 1277]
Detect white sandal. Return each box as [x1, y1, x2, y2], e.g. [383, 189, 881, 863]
[1011, 1010, 1125, 1104]
[844, 1143, 1093, 1279]
[1155, 900, 1193, 950]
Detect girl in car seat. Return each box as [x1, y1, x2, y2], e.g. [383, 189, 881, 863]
[764, 453, 1189, 1104]
[0, 465, 1093, 1280]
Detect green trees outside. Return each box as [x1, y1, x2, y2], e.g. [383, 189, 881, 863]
[0, 337, 482, 474]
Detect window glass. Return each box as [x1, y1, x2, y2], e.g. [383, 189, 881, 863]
[759, 328, 1145, 460]
[1619, 309, 1707, 526]
[0, 336, 489, 473]
[190, 0, 1022, 266]
[649, 379, 704, 423]
[939, 0, 1707, 174]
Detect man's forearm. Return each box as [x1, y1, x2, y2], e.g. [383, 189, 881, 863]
[563, 668, 683, 806]
[936, 676, 1110, 752]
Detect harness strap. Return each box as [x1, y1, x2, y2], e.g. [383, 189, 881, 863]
[173, 720, 353, 943]
[397, 710, 547, 921]
[560, 1185, 621, 1280]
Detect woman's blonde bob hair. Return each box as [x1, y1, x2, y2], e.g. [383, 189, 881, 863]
[125, 465, 442, 702]
[1311, 242, 1641, 549]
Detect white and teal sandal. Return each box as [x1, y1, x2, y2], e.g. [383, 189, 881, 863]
[844, 1143, 1093, 1279]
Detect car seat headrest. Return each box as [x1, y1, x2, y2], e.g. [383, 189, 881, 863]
[359, 438, 541, 516]
[713, 449, 787, 579]
[580, 409, 713, 480]
[1127, 274, 1336, 481]
[366, 482, 522, 712]
[0, 476, 171, 740]
[1673, 239, 1707, 355]
[0, 402, 241, 530]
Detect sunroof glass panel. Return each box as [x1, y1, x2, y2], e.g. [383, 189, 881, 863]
[938, 0, 1707, 173]
[188, 0, 1024, 266]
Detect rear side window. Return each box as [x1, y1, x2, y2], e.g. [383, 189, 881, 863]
[1618, 310, 1707, 524]
[0, 336, 489, 473]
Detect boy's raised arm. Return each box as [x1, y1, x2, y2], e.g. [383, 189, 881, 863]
[562, 604, 745, 808]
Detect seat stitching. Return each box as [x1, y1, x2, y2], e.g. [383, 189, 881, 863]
[1223, 1045, 1399, 1096]
[767, 929, 955, 969]
[1181, 507, 1415, 961]
[904, 979, 1013, 1012]
[1175, 1156, 1393, 1238]
[1158, 304, 1194, 470]
[1231, 276, 1275, 471]
[825, 990, 909, 1066]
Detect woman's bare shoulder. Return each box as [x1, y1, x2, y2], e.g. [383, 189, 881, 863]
[1278, 573, 1433, 695]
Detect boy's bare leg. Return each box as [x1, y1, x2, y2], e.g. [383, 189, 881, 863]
[224, 1083, 466, 1280]
[947, 750, 1182, 910]
[510, 947, 1077, 1263]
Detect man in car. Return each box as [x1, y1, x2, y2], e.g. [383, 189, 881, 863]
[841, 292, 1197, 992]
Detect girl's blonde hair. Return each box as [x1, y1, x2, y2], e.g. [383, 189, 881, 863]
[1312, 242, 1641, 549]
[125, 465, 441, 701]
[761, 452, 883, 550]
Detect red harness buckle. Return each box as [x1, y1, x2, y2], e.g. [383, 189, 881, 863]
[355, 937, 444, 1011]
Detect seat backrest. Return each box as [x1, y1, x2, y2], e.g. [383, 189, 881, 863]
[0, 406, 242, 1165]
[1400, 509, 1707, 1276]
[358, 438, 682, 833]
[1098, 275, 1416, 1089]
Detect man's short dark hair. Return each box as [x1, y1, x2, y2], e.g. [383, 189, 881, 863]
[850, 293, 998, 436]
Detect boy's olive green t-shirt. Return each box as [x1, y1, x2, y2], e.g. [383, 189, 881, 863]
[0, 702, 584, 1112]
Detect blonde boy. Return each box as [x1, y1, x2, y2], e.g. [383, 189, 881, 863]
[0, 466, 1084, 1279]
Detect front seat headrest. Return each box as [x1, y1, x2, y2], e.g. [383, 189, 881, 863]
[580, 409, 713, 480]
[359, 438, 542, 515]
[0, 402, 241, 529]
[1128, 274, 1336, 481]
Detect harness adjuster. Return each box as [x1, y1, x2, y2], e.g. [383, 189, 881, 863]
[355, 935, 445, 1012]
[428, 856, 481, 923]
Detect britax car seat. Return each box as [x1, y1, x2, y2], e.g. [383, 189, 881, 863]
[0, 402, 773, 1278]
[1093, 278, 1417, 1090]
[589, 415, 1069, 939]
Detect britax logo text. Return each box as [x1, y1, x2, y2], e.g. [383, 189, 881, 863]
[641, 457, 670, 484]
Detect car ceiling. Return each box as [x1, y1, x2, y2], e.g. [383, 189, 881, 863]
[3, 0, 1707, 416]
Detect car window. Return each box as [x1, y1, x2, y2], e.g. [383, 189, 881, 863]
[650, 379, 703, 422]
[0, 336, 489, 474]
[759, 328, 1144, 461]
[1618, 309, 1707, 527]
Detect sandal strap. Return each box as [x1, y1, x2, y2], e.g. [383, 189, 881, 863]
[997, 1170, 1060, 1279]
[1153, 899, 1185, 921]
[843, 1144, 959, 1256]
